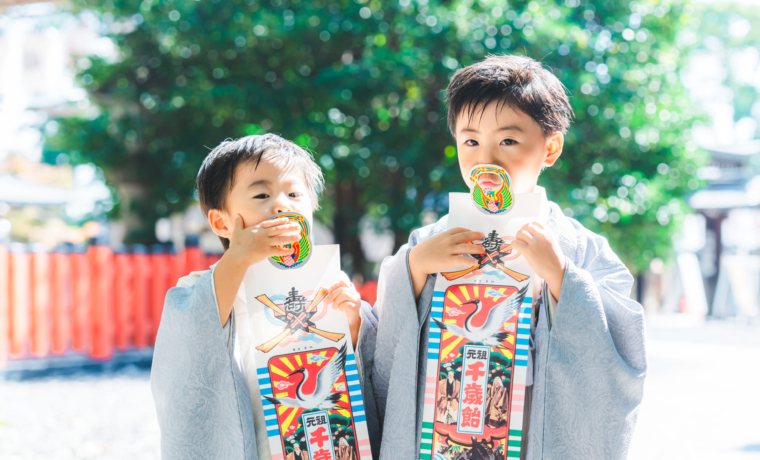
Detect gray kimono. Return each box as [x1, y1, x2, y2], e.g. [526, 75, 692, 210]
[151, 201, 646, 460]
[357, 202, 647, 460]
[151, 270, 258, 459]
[151, 267, 378, 460]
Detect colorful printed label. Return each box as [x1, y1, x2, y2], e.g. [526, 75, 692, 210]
[269, 212, 312, 269]
[419, 191, 547, 460]
[244, 245, 373, 460]
[468, 164, 514, 216]
[422, 284, 530, 459]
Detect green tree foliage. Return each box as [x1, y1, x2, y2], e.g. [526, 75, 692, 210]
[44, 0, 705, 274]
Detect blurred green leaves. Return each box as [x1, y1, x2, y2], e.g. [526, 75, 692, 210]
[44, 0, 706, 274]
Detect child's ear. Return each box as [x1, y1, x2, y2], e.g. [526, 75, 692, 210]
[544, 132, 564, 167]
[208, 209, 232, 238]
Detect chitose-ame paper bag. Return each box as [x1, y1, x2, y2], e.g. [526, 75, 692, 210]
[236, 213, 373, 460]
[419, 165, 548, 460]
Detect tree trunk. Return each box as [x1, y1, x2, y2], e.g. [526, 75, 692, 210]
[333, 179, 366, 277]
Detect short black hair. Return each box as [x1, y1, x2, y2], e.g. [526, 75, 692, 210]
[446, 54, 574, 136]
[196, 133, 324, 250]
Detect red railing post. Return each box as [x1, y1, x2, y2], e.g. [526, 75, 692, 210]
[9, 243, 30, 359]
[30, 245, 51, 358]
[169, 244, 183, 289]
[50, 244, 72, 356]
[113, 247, 134, 351]
[0, 244, 9, 367]
[150, 244, 170, 345]
[71, 244, 90, 353]
[132, 244, 152, 348]
[88, 239, 114, 360]
[183, 235, 206, 277]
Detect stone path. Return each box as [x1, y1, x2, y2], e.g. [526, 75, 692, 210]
[1, 317, 758, 459]
[0, 366, 159, 460]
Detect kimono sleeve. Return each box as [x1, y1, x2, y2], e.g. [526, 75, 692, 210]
[150, 270, 257, 460]
[542, 226, 647, 457]
[552, 228, 647, 377]
[356, 225, 439, 458]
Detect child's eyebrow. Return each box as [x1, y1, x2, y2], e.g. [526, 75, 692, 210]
[459, 125, 523, 134]
[248, 179, 270, 188]
[498, 125, 523, 133]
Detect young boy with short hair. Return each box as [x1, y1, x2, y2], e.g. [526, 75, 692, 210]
[357, 55, 647, 459]
[151, 134, 369, 460]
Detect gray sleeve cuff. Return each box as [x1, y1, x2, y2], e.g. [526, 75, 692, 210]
[546, 282, 559, 329]
[209, 263, 232, 328]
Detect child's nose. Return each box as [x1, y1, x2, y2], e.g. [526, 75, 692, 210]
[478, 145, 500, 165]
[272, 194, 292, 214]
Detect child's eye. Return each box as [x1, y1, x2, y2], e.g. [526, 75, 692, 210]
[254, 193, 269, 199]
[501, 138, 517, 146]
[289, 192, 300, 198]
[464, 139, 479, 146]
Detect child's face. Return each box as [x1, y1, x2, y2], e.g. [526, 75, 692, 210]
[211, 153, 314, 237]
[454, 102, 563, 194]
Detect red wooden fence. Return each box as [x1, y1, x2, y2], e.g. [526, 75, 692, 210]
[0, 241, 222, 367]
[0, 241, 380, 369]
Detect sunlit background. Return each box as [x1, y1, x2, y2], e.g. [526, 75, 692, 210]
[0, 0, 758, 459]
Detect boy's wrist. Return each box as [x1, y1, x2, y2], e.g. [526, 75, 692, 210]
[221, 247, 258, 272]
[408, 245, 426, 277]
[407, 245, 429, 300]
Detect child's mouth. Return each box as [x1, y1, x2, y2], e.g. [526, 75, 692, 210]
[478, 173, 502, 190]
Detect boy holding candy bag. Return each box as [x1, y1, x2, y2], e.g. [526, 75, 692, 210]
[151, 134, 370, 460]
[357, 56, 647, 459]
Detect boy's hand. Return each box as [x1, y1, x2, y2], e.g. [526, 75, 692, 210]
[325, 273, 362, 349]
[227, 215, 301, 267]
[511, 222, 566, 302]
[214, 215, 301, 327]
[408, 228, 486, 299]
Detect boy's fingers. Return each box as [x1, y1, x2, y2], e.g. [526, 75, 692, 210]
[332, 292, 357, 310]
[260, 218, 291, 229]
[271, 234, 300, 244]
[517, 228, 534, 239]
[451, 244, 485, 255]
[327, 279, 349, 295]
[234, 214, 244, 232]
[511, 239, 528, 252]
[527, 222, 546, 236]
[326, 286, 345, 305]
[266, 223, 301, 236]
[450, 255, 479, 267]
[447, 227, 473, 235]
[329, 292, 346, 309]
[515, 229, 534, 245]
[449, 231, 485, 244]
[518, 222, 534, 234]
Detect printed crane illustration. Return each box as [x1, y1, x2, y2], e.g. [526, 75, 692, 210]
[441, 230, 529, 282]
[432, 285, 528, 348]
[255, 287, 345, 353]
[264, 343, 347, 410]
